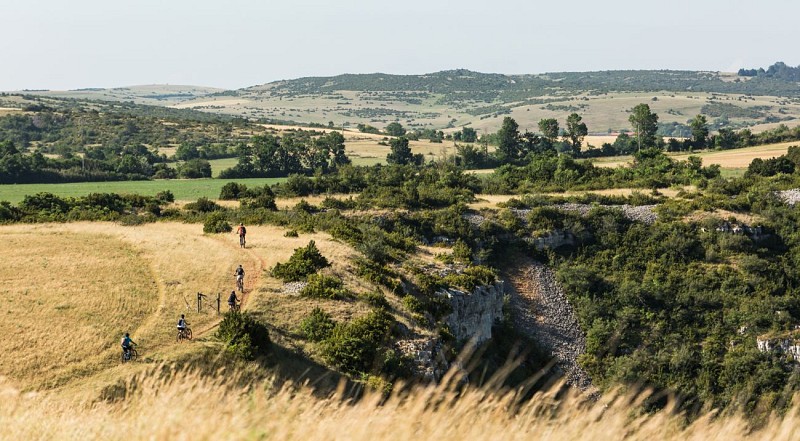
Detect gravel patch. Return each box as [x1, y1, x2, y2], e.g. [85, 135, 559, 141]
[777, 189, 800, 206]
[506, 262, 597, 393]
[511, 203, 658, 224]
[282, 281, 307, 294]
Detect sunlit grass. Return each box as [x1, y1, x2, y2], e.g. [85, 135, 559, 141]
[1, 365, 798, 440]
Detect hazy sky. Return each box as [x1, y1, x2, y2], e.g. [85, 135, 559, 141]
[1, 0, 797, 90]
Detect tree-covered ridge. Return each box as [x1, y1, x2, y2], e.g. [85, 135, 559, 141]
[0, 96, 259, 183]
[738, 62, 800, 82]
[248, 65, 800, 102]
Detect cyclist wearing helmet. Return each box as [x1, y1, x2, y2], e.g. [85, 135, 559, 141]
[121, 332, 136, 357]
[228, 290, 239, 311]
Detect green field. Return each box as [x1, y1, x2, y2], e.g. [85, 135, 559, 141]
[206, 157, 239, 177]
[0, 177, 288, 203]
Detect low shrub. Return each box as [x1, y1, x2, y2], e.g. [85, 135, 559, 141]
[441, 265, 497, 291]
[241, 194, 277, 210]
[451, 239, 472, 264]
[300, 274, 350, 300]
[294, 199, 317, 213]
[185, 197, 221, 213]
[361, 291, 389, 309]
[320, 308, 395, 375]
[401, 295, 425, 315]
[354, 258, 403, 294]
[219, 182, 248, 200]
[299, 307, 336, 342]
[284, 229, 299, 237]
[154, 190, 175, 204]
[216, 311, 271, 360]
[320, 197, 357, 210]
[271, 240, 330, 282]
[204, 211, 232, 233]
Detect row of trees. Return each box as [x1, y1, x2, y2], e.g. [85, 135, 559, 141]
[219, 131, 351, 178]
[0, 139, 211, 183]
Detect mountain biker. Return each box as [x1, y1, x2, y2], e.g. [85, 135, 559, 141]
[235, 264, 245, 290]
[236, 223, 247, 247]
[177, 314, 189, 333]
[228, 290, 238, 311]
[121, 332, 136, 357]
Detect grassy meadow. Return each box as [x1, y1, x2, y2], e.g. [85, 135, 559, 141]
[0, 177, 288, 204]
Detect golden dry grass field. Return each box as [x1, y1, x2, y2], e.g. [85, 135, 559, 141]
[1, 367, 799, 440]
[0, 221, 370, 392]
[0, 107, 22, 116]
[0, 223, 269, 390]
[593, 140, 800, 169]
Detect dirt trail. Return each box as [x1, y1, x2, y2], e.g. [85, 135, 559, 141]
[504, 260, 597, 393]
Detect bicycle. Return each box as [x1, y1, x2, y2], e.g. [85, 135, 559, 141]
[236, 274, 244, 292]
[239, 234, 246, 248]
[121, 346, 138, 363]
[228, 301, 240, 312]
[177, 327, 193, 342]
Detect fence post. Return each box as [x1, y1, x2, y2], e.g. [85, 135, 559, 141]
[197, 292, 202, 313]
[216, 293, 221, 315]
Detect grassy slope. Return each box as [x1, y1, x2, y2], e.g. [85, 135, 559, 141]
[0, 221, 386, 397]
[0, 222, 247, 391]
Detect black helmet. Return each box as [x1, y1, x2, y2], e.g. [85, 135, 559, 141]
[181, 314, 185, 318]
[125, 332, 129, 337]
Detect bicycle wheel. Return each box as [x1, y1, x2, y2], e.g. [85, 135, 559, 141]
[130, 349, 138, 361]
[177, 330, 184, 342]
[186, 328, 193, 340]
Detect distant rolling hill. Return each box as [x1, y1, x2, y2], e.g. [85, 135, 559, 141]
[25, 84, 225, 106]
[21, 66, 800, 134]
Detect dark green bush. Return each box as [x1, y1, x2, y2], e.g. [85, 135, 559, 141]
[299, 307, 336, 342]
[300, 274, 351, 300]
[177, 158, 212, 178]
[320, 308, 395, 375]
[271, 240, 330, 282]
[361, 291, 389, 309]
[321, 197, 357, 210]
[19, 192, 70, 214]
[354, 258, 403, 294]
[401, 295, 426, 315]
[216, 311, 271, 360]
[203, 211, 232, 233]
[219, 182, 248, 200]
[451, 239, 472, 263]
[241, 194, 277, 210]
[0, 201, 20, 223]
[155, 190, 175, 204]
[294, 199, 317, 213]
[441, 265, 497, 291]
[284, 229, 299, 237]
[185, 197, 221, 213]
